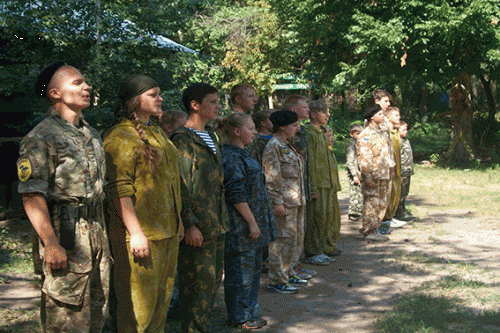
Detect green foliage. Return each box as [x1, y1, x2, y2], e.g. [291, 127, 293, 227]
[183, 1, 291, 96]
[0, 0, 201, 132]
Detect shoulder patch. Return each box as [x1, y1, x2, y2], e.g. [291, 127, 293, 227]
[17, 158, 32, 182]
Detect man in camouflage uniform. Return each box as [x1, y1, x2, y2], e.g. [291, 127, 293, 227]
[17, 62, 111, 332]
[346, 124, 364, 221]
[170, 83, 228, 333]
[357, 105, 395, 241]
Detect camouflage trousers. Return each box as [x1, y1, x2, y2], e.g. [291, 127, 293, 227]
[384, 175, 401, 221]
[395, 176, 411, 219]
[110, 236, 178, 333]
[178, 234, 225, 333]
[41, 219, 112, 333]
[224, 246, 263, 324]
[348, 178, 363, 219]
[361, 179, 391, 235]
[304, 189, 341, 257]
[269, 206, 305, 285]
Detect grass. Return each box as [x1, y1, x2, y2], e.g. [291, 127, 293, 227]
[0, 308, 39, 333]
[377, 293, 500, 333]
[0, 227, 33, 274]
[405, 165, 500, 218]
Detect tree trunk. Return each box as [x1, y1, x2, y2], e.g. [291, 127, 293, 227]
[478, 74, 497, 147]
[446, 72, 475, 163]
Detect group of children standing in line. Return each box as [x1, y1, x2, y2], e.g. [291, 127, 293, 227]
[346, 89, 414, 242]
[19, 60, 414, 333]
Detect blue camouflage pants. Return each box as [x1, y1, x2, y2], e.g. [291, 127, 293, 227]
[224, 246, 263, 324]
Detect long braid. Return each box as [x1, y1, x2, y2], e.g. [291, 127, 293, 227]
[123, 97, 161, 174]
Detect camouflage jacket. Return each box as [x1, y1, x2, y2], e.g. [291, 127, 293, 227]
[103, 119, 182, 241]
[17, 111, 105, 204]
[170, 126, 228, 240]
[222, 144, 277, 252]
[400, 137, 414, 178]
[263, 136, 306, 208]
[357, 123, 395, 180]
[346, 137, 360, 181]
[291, 124, 311, 200]
[247, 133, 271, 165]
[305, 124, 341, 193]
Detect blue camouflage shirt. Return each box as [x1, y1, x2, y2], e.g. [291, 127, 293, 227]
[222, 144, 277, 252]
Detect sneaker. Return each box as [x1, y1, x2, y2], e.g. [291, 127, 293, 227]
[295, 264, 317, 277]
[293, 268, 313, 280]
[390, 218, 407, 228]
[319, 253, 336, 262]
[267, 283, 298, 294]
[365, 230, 389, 242]
[302, 254, 330, 266]
[377, 226, 392, 235]
[289, 275, 308, 285]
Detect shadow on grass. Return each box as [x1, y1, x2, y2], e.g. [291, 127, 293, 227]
[377, 293, 500, 333]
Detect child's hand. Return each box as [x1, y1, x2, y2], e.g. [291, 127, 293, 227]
[248, 222, 261, 240]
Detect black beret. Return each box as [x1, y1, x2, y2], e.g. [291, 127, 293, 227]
[35, 61, 66, 97]
[118, 74, 159, 102]
[363, 104, 382, 120]
[270, 110, 298, 128]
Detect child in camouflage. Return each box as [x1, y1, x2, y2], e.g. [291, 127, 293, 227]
[346, 124, 364, 222]
[395, 121, 414, 220]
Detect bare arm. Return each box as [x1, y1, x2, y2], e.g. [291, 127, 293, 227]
[234, 202, 260, 240]
[113, 197, 150, 258]
[22, 193, 67, 271]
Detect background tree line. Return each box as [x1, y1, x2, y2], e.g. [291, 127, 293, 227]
[1, 0, 500, 163]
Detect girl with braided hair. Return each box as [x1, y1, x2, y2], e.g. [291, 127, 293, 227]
[104, 74, 183, 332]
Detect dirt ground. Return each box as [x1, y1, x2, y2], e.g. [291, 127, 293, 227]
[1, 192, 499, 332]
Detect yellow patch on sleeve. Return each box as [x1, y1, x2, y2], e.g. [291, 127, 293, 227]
[17, 158, 32, 182]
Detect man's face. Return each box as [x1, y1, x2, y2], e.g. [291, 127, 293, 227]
[49, 66, 91, 111]
[236, 88, 258, 112]
[375, 96, 390, 111]
[292, 100, 310, 120]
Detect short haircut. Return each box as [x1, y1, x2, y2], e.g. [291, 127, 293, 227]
[182, 83, 218, 114]
[400, 120, 407, 127]
[372, 89, 391, 101]
[308, 100, 328, 114]
[349, 124, 363, 134]
[282, 94, 307, 110]
[159, 110, 187, 126]
[384, 106, 400, 116]
[252, 109, 273, 131]
[230, 83, 255, 104]
[324, 125, 333, 134]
